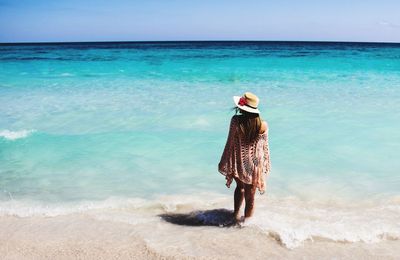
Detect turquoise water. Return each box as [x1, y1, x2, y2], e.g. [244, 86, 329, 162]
[1, 41, 400, 203]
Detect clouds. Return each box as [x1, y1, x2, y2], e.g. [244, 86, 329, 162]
[379, 21, 400, 29]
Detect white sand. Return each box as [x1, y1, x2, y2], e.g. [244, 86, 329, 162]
[1, 215, 399, 259]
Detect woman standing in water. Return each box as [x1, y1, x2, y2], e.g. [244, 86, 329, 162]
[218, 92, 271, 222]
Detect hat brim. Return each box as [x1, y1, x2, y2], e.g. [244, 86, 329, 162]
[233, 96, 260, 114]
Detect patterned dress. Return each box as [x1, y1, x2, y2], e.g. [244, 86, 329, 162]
[218, 115, 271, 194]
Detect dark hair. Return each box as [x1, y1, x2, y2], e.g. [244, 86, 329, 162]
[233, 107, 262, 142]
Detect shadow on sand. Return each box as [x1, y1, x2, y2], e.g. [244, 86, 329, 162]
[159, 208, 237, 227]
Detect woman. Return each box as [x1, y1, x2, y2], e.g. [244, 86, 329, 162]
[218, 92, 271, 222]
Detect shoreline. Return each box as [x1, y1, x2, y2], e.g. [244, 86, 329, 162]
[1, 215, 399, 259]
[1, 41, 400, 259]
[1, 193, 399, 250]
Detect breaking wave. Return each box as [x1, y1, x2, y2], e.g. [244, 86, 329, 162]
[0, 129, 35, 140]
[1, 194, 399, 248]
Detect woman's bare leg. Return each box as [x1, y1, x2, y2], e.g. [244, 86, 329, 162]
[244, 184, 256, 218]
[233, 178, 244, 221]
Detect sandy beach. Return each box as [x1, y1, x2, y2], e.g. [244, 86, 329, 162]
[1, 214, 399, 260]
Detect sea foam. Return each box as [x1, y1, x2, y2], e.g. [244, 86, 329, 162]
[0, 194, 399, 249]
[0, 130, 35, 140]
[243, 197, 400, 248]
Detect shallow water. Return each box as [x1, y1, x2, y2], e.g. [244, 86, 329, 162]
[1, 41, 400, 250]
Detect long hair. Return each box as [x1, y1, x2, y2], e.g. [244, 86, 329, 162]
[234, 107, 262, 143]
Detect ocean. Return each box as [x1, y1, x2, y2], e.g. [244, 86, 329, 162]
[1, 41, 399, 257]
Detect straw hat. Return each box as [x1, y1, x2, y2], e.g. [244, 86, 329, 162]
[233, 92, 260, 114]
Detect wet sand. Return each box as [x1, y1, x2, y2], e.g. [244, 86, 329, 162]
[1, 215, 399, 260]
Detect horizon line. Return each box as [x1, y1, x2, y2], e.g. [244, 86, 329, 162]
[1, 39, 400, 45]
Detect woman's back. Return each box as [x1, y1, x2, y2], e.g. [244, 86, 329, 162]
[218, 115, 270, 193]
[218, 92, 271, 221]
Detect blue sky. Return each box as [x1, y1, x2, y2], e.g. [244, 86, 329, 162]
[0, 0, 399, 43]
